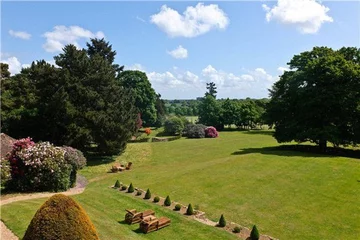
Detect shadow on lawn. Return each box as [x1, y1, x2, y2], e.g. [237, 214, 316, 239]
[85, 155, 116, 166]
[232, 145, 360, 159]
[242, 130, 274, 136]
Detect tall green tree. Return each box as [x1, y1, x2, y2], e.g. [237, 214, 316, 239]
[118, 70, 157, 126]
[266, 46, 360, 151]
[1, 63, 11, 78]
[205, 82, 217, 98]
[1, 39, 138, 155]
[198, 95, 222, 129]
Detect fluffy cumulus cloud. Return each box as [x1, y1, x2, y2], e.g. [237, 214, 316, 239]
[126, 63, 145, 71]
[277, 66, 290, 74]
[42, 25, 105, 52]
[262, 0, 333, 34]
[1, 57, 30, 75]
[9, 30, 31, 40]
[167, 45, 188, 59]
[150, 3, 229, 38]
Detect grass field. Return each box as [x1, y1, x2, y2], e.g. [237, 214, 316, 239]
[1, 131, 360, 239]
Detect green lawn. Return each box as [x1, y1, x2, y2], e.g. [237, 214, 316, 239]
[2, 131, 360, 239]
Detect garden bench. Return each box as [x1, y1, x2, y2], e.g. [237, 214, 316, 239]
[139, 216, 171, 233]
[124, 209, 155, 224]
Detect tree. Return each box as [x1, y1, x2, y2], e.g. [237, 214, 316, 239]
[154, 93, 166, 127]
[250, 225, 260, 240]
[164, 195, 171, 206]
[118, 70, 158, 126]
[218, 214, 226, 227]
[198, 95, 223, 129]
[0, 63, 10, 78]
[1, 39, 138, 155]
[221, 98, 238, 127]
[206, 82, 217, 98]
[186, 203, 194, 215]
[266, 47, 360, 151]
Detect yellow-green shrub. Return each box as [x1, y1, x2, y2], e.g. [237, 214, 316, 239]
[23, 194, 99, 240]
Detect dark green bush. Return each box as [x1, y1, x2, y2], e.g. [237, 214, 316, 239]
[164, 195, 171, 206]
[144, 189, 151, 199]
[153, 196, 160, 203]
[250, 225, 260, 240]
[136, 190, 142, 196]
[127, 183, 134, 193]
[174, 204, 181, 211]
[186, 203, 194, 215]
[164, 116, 184, 135]
[114, 180, 120, 188]
[183, 124, 206, 138]
[0, 158, 11, 188]
[62, 146, 87, 187]
[121, 185, 127, 191]
[23, 194, 99, 240]
[233, 226, 241, 233]
[218, 214, 226, 227]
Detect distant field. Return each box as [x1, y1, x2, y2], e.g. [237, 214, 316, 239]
[1, 131, 359, 239]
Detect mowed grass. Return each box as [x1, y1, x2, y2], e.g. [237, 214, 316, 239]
[2, 131, 360, 239]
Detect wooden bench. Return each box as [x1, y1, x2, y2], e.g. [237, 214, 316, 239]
[139, 216, 171, 233]
[124, 209, 155, 224]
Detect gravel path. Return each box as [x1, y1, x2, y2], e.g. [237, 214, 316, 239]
[0, 175, 87, 240]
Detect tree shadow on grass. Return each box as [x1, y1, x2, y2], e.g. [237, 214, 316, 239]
[118, 220, 128, 225]
[85, 155, 116, 166]
[242, 130, 274, 136]
[232, 145, 360, 159]
[132, 228, 145, 234]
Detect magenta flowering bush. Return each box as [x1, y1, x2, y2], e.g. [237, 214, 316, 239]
[205, 126, 219, 138]
[7, 140, 72, 192]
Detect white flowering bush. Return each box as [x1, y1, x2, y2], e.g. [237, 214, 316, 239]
[8, 140, 72, 192]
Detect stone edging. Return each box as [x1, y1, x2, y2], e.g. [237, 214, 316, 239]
[111, 185, 279, 240]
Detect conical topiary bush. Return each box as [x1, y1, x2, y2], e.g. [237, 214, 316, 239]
[144, 188, 151, 199]
[186, 203, 194, 215]
[218, 214, 226, 227]
[250, 225, 260, 240]
[164, 195, 171, 206]
[127, 183, 134, 193]
[23, 194, 99, 240]
[114, 180, 121, 188]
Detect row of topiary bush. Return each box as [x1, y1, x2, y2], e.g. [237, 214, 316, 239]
[113, 180, 261, 239]
[1, 137, 86, 192]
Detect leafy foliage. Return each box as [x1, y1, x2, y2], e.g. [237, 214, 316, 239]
[121, 185, 127, 191]
[0, 158, 11, 187]
[144, 188, 151, 199]
[250, 225, 260, 240]
[186, 203, 194, 215]
[127, 183, 134, 193]
[174, 204, 181, 211]
[218, 214, 226, 227]
[164, 116, 184, 135]
[118, 70, 158, 127]
[206, 82, 217, 98]
[198, 95, 223, 130]
[266, 47, 360, 150]
[205, 126, 218, 138]
[153, 196, 160, 203]
[7, 139, 73, 192]
[1, 39, 138, 155]
[183, 124, 206, 138]
[23, 194, 99, 240]
[62, 146, 86, 187]
[164, 195, 171, 206]
[233, 226, 241, 233]
[114, 180, 120, 188]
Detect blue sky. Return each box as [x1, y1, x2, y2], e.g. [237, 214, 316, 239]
[1, 1, 359, 99]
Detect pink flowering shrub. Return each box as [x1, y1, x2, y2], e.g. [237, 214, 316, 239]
[205, 126, 219, 138]
[7, 139, 72, 192]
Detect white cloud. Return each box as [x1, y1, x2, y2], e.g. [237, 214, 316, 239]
[126, 63, 145, 71]
[9, 30, 31, 40]
[150, 3, 229, 38]
[263, 0, 333, 34]
[277, 66, 290, 74]
[167, 45, 188, 59]
[42, 25, 105, 52]
[1, 57, 30, 75]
